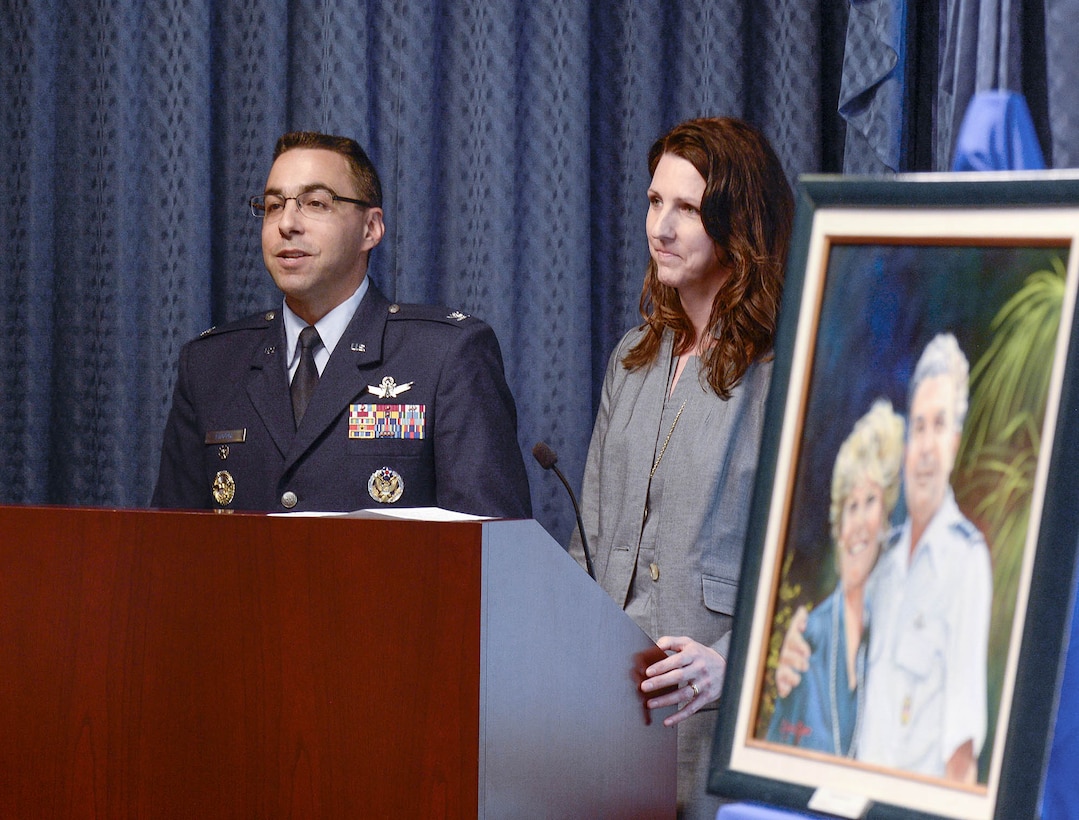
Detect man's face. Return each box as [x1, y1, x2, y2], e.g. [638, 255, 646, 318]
[261, 147, 383, 324]
[904, 373, 960, 527]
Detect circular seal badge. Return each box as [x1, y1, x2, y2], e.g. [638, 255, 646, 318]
[368, 466, 404, 504]
[212, 470, 236, 506]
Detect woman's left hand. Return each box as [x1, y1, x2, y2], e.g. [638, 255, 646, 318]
[640, 635, 726, 726]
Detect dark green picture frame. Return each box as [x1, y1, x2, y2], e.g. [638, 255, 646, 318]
[710, 172, 1079, 820]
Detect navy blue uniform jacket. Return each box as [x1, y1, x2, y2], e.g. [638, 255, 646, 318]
[151, 284, 531, 518]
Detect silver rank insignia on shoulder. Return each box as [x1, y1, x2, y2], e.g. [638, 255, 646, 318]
[368, 467, 404, 503]
[447, 310, 469, 321]
[368, 375, 414, 399]
[212, 470, 236, 506]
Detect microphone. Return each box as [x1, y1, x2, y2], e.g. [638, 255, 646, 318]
[532, 442, 595, 580]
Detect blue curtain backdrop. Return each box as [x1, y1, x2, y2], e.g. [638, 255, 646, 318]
[2, 0, 1076, 547]
[2, 0, 831, 540]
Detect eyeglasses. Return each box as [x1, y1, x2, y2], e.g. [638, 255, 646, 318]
[250, 189, 374, 220]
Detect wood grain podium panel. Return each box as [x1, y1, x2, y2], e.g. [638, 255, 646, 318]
[0, 507, 483, 817]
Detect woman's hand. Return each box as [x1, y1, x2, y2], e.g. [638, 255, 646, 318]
[640, 635, 726, 726]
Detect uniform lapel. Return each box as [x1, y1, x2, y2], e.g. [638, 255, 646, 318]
[244, 314, 294, 457]
[282, 284, 391, 470]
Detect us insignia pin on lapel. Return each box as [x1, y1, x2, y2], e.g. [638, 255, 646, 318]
[212, 470, 236, 506]
[368, 376, 414, 399]
[368, 467, 404, 503]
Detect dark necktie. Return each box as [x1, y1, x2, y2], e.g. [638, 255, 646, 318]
[291, 325, 321, 427]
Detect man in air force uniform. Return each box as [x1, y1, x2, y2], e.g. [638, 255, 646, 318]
[152, 131, 531, 519]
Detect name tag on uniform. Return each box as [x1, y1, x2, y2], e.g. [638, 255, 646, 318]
[204, 428, 247, 444]
[349, 404, 426, 439]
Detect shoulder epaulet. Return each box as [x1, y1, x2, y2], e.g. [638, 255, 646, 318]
[194, 309, 278, 340]
[384, 302, 477, 326]
[949, 517, 984, 544]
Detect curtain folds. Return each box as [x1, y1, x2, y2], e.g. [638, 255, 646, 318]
[1, 0, 1073, 542]
[2, 0, 840, 539]
[839, 0, 908, 173]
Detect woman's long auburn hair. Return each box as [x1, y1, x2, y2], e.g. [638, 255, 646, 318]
[622, 117, 794, 399]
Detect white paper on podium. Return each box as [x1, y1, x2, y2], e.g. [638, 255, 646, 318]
[271, 506, 493, 522]
[342, 506, 493, 522]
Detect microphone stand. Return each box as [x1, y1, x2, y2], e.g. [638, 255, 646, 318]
[532, 442, 595, 580]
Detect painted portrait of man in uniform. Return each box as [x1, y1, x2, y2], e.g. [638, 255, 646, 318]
[769, 330, 993, 784]
[759, 241, 1065, 784]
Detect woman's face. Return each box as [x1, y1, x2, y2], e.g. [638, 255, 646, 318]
[646, 154, 727, 306]
[837, 475, 885, 592]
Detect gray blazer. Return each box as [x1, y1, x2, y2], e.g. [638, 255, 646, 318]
[571, 327, 771, 659]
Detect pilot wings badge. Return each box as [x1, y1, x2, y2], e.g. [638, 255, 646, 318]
[368, 376, 414, 399]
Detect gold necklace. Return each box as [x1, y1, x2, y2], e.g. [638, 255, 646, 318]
[650, 399, 688, 479]
[643, 398, 687, 526]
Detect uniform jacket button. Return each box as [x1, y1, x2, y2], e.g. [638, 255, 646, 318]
[281, 491, 298, 509]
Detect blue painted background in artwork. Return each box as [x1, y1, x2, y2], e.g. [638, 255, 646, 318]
[781, 241, 1064, 597]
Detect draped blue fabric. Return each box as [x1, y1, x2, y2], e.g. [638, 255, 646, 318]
[1, 0, 1076, 545]
[839, 0, 908, 172]
[936, 0, 1034, 170]
[951, 90, 1046, 171]
[2, 0, 835, 543]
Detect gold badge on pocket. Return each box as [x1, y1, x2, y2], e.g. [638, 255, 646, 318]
[368, 467, 404, 503]
[212, 470, 236, 506]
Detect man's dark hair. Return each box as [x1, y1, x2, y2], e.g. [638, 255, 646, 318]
[274, 131, 383, 208]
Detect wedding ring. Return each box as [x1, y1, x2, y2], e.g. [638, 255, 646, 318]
[690, 682, 700, 699]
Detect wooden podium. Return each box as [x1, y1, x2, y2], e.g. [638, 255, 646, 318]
[0, 506, 675, 818]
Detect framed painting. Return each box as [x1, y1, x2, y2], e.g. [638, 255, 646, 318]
[709, 173, 1079, 820]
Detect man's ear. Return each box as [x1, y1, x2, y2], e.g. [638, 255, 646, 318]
[363, 208, 385, 250]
